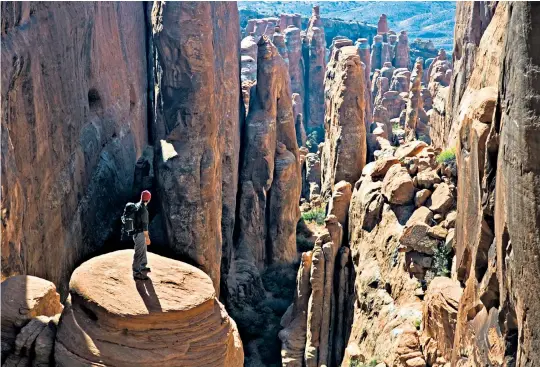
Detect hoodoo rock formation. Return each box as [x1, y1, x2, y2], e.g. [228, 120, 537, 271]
[304, 6, 326, 132]
[284, 25, 305, 102]
[321, 44, 367, 199]
[54, 250, 243, 366]
[4, 2, 540, 367]
[405, 57, 424, 142]
[227, 36, 301, 363]
[235, 35, 300, 270]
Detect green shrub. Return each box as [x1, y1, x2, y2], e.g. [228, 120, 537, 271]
[349, 359, 379, 367]
[301, 207, 326, 225]
[392, 121, 401, 131]
[436, 148, 456, 164]
[433, 242, 452, 277]
[413, 318, 422, 330]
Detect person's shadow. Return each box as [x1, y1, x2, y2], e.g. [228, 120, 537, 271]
[135, 277, 162, 313]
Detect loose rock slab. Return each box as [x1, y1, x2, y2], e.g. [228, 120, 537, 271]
[55, 250, 243, 367]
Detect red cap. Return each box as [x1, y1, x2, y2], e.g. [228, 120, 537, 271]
[141, 190, 151, 202]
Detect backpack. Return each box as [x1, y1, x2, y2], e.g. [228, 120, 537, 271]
[121, 202, 141, 237]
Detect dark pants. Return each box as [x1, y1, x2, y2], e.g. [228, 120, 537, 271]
[132, 232, 148, 276]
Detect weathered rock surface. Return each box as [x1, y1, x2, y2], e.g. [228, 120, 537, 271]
[381, 165, 415, 205]
[450, 3, 540, 365]
[268, 142, 302, 264]
[279, 252, 313, 367]
[304, 6, 326, 131]
[151, 2, 241, 293]
[394, 31, 410, 68]
[355, 38, 373, 128]
[55, 250, 243, 366]
[235, 35, 300, 268]
[428, 183, 454, 216]
[327, 181, 353, 227]
[321, 45, 367, 198]
[284, 26, 305, 103]
[421, 277, 462, 366]
[1, 276, 63, 364]
[347, 198, 425, 366]
[1, 2, 148, 296]
[405, 58, 424, 141]
[429, 1, 501, 149]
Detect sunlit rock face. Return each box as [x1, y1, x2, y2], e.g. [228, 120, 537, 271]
[54, 250, 243, 367]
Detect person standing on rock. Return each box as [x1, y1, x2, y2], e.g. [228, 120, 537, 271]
[132, 190, 151, 280]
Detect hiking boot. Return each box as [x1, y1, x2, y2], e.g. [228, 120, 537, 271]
[142, 267, 151, 273]
[133, 272, 149, 281]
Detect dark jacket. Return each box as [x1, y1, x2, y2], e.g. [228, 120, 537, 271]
[136, 202, 149, 232]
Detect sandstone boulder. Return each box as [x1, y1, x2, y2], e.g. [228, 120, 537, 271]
[416, 169, 442, 190]
[55, 250, 243, 366]
[394, 141, 428, 160]
[371, 157, 400, 180]
[415, 189, 432, 207]
[429, 183, 454, 215]
[443, 211, 457, 229]
[408, 206, 434, 225]
[400, 222, 439, 255]
[427, 225, 448, 240]
[1, 276, 63, 363]
[381, 165, 415, 205]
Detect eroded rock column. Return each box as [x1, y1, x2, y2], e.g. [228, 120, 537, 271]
[304, 5, 326, 132]
[321, 45, 367, 199]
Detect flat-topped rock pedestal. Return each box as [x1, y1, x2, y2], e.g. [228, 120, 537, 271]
[55, 250, 243, 367]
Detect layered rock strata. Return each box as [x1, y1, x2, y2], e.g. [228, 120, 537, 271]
[54, 250, 243, 366]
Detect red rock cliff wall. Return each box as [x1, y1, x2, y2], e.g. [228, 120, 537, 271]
[151, 2, 241, 294]
[1, 2, 148, 296]
[430, 1, 497, 149]
[452, 3, 540, 365]
[211, 2, 243, 300]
